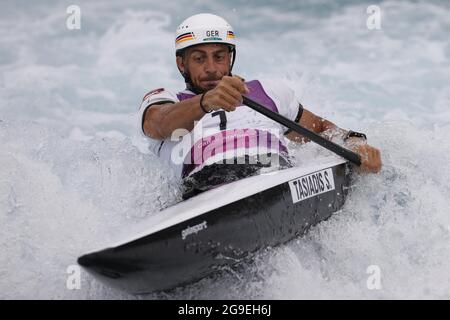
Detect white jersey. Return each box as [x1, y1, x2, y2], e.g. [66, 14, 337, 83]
[137, 80, 301, 178]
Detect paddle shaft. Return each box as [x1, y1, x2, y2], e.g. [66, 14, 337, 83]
[242, 96, 362, 166]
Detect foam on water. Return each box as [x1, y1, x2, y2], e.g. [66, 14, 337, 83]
[1, 0, 450, 299]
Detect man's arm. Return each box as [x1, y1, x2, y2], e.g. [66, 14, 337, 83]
[285, 108, 344, 143]
[143, 76, 249, 140]
[142, 96, 205, 140]
[285, 106, 382, 173]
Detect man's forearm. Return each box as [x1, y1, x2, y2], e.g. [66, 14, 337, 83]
[319, 120, 348, 142]
[143, 95, 205, 140]
[287, 108, 348, 143]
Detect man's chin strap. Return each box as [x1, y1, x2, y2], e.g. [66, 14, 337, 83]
[185, 72, 235, 95]
[186, 81, 204, 95]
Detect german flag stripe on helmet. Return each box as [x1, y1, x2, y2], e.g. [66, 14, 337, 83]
[176, 32, 195, 44]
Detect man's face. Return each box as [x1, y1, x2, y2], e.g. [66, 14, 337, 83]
[176, 43, 231, 92]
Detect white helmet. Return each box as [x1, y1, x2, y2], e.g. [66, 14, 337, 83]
[175, 13, 236, 53]
[174, 13, 237, 91]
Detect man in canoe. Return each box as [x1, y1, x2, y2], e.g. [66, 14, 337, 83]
[138, 13, 382, 198]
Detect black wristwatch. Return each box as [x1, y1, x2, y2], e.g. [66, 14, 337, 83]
[344, 130, 367, 141]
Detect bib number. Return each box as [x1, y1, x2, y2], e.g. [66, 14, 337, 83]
[212, 110, 227, 130]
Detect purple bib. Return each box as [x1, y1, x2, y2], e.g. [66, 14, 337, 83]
[176, 80, 283, 177]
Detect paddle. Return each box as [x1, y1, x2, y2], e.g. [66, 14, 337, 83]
[242, 95, 362, 166]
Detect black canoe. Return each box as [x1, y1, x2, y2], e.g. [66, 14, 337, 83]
[78, 159, 352, 294]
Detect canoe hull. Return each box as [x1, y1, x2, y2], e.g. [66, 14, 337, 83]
[78, 161, 351, 294]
